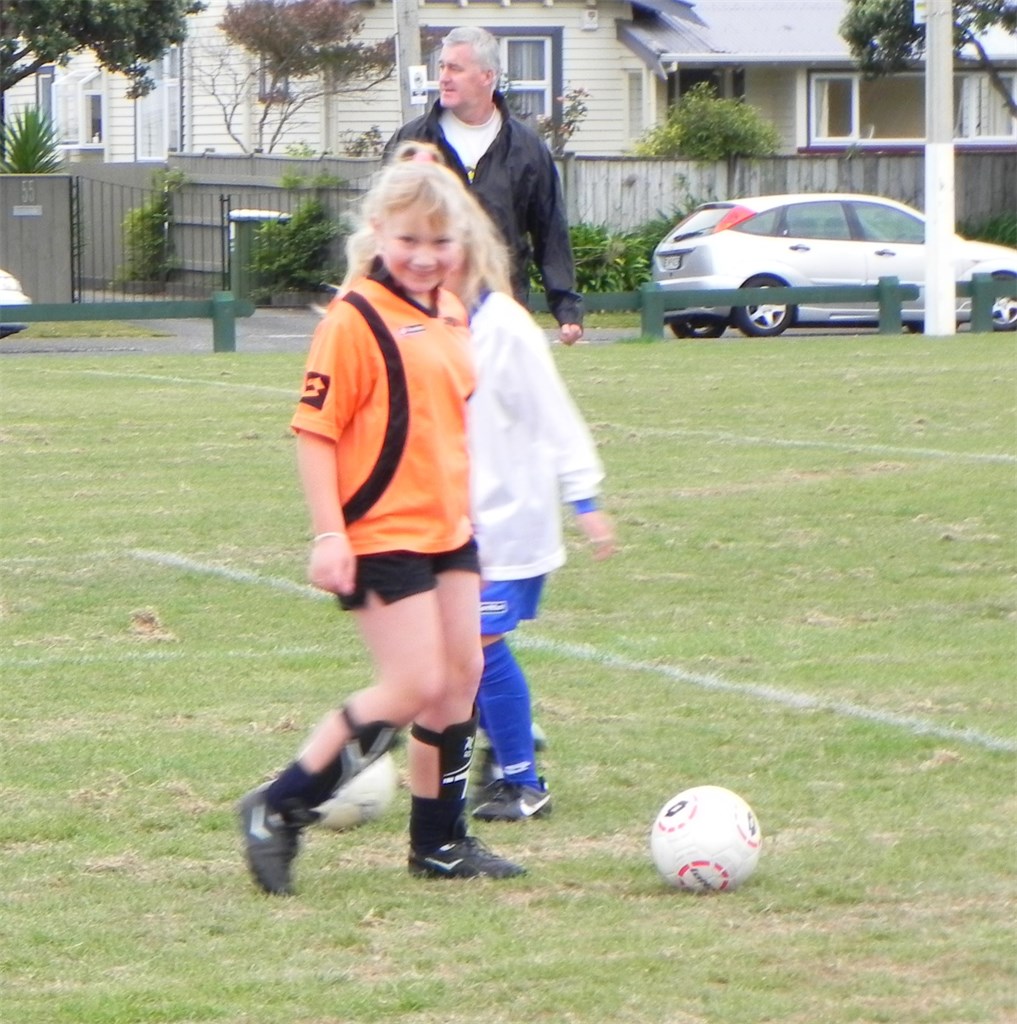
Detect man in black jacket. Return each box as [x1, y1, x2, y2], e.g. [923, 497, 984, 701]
[386, 26, 583, 345]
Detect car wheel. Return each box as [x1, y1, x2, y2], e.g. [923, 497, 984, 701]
[991, 272, 1017, 332]
[732, 275, 795, 337]
[668, 318, 726, 339]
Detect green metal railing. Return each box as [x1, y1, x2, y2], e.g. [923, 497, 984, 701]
[529, 273, 1013, 337]
[2, 292, 255, 353]
[3, 276, 1009, 354]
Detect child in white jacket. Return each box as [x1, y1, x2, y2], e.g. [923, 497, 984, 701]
[466, 286, 615, 820]
[432, 146, 615, 820]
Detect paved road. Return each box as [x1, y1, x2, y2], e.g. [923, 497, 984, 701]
[1, 307, 637, 357]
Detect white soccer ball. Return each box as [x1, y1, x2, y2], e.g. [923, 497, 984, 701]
[650, 784, 762, 892]
[315, 753, 399, 831]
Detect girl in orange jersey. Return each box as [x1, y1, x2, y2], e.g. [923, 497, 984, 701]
[238, 160, 524, 894]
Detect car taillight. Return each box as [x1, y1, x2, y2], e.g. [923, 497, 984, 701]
[713, 206, 756, 232]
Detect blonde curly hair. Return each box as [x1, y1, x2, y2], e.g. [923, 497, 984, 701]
[344, 151, 511, 311]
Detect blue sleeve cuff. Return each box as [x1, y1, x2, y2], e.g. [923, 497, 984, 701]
[571, 497, 598, 515]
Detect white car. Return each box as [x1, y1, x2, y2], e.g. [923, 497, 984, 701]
[1, 267, 32, 339]
[652, 193, 1017, 337]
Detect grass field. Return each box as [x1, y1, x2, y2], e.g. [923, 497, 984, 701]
[2, 331, 1015, 1024]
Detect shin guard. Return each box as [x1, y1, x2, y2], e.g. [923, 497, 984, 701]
[301, 704, 399, 808]
[410, 712, 479, 802]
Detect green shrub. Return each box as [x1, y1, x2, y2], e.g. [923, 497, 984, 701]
[0, 107, 64, 173]
[960, 212, 1017, 248]
[568, 223, 650, 292]
[116, 170, 186, 285]
[529, 209, 689, 295]
[634, 82, 780, 160]
[249, 197, 342, 299]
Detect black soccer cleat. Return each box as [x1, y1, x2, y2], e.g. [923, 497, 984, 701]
[408, 836, 527, 879]
[471, 779, 552, 822]
[237, 787, 306, 895]
[472, 723, 548, 794]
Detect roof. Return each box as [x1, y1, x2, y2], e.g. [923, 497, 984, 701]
[622, 0, 850, 75]
[620, 0, 1017, 77]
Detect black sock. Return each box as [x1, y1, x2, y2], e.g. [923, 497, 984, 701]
[409, 795, 467, 853]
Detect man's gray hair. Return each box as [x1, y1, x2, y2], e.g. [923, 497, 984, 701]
[442, 26, 501, 79]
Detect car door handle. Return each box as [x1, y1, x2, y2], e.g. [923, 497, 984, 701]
[874, 249, 897, 257]
[789, 244, 810, 251]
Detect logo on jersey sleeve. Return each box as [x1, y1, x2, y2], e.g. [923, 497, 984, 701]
[299, 371, 330, 409]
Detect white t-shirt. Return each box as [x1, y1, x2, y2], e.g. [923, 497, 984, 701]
[440, 108, 502, 181]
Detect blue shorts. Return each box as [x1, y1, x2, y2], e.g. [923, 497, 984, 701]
[480, 576, 546, 636]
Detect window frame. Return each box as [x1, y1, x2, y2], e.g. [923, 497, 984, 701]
[809, 69, 1017, 146]
[134, 47, 182, 161]
[51, 67, 106, 149]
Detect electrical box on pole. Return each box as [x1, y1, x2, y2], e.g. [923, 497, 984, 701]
[922, 0, 957, 336]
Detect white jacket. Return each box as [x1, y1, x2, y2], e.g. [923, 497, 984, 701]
[468, 291, 604, 581]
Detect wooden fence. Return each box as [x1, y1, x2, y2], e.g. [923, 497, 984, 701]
[559, 152, 1017, 232]
[172, 150, 1017, 232]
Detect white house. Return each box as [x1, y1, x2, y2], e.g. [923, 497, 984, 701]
[4, 0, 1015, 161]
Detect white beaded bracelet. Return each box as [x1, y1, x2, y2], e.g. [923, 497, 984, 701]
[312, 531, 344, 544]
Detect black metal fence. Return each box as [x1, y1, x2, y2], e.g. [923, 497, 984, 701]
[65, 176, 356, 303]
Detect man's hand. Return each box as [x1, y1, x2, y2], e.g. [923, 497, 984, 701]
[558, 323, 584, 346]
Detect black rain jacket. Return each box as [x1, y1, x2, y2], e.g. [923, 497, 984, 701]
[387, 92, 583, 328]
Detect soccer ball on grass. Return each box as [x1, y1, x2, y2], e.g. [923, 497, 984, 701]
[315, 753, 399, 831]
[650, 784, 761, 892]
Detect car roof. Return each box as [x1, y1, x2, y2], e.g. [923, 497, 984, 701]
[707, 193, 916, 212]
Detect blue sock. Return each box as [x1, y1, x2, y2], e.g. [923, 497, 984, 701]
[477, 638, 541, 788]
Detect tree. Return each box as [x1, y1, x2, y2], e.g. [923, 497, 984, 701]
[209, 0, 395, 154]
[0, 0, 204, 99]
[840, 0, 1017, 119]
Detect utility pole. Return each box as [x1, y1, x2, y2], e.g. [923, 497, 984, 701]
[393, 0, 422, 125]
[921, 0, 957, 336]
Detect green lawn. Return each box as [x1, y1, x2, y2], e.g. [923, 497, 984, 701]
[2, 332, 1015, 1024]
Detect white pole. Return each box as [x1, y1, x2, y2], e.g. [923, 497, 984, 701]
[923, 0, 957, 336]
[393, 0, 422, 125]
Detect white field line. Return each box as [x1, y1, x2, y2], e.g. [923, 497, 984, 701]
[33, 367, 1015, 465]
[2, 646, 333, 669]
[512, 636, 1017, 755]
[14, 547, 1008, 755]
[39, 367, 295, 397]
[128, 548, 325, 599]
[603, 424, 1017, 465]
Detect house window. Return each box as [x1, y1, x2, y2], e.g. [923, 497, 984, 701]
[52, 68, 105, 146]
[503, 37, 551, 119]
[258, 63, 291, 103]
[36, 66, 56, 121]
[135, 48, 181, 160]
[955, 73, 1016, 139]
[811, 71, 1016, 145]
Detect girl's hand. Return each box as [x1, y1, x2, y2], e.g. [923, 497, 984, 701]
[576, 510, 616, 561]
[308, 532, 356, 595]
